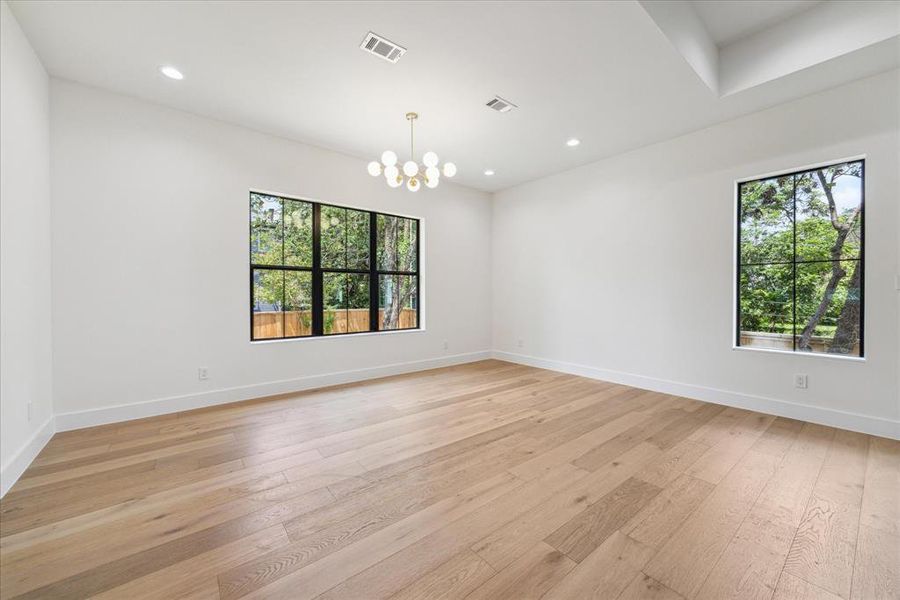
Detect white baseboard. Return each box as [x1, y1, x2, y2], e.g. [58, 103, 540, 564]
[54, 350, 492, 432]
[8, 348, 893, 498]
[492, 350, 900, 440]
[1, 416, 55, 498]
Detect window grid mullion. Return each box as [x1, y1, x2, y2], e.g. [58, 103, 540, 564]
[369, 212, 379, 332]
[281, 198, 287, 339]
[739, 258, 862, 268]
[312, 203, 323, 336]
[281, 269, 286, 340]
[251, 264, 312, 272]
[792, 173, 797, 352]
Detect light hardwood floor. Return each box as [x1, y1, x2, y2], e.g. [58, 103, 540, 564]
[0, 360, 896, 599]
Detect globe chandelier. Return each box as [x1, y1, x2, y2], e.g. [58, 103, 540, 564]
[367, 112, 457, 191]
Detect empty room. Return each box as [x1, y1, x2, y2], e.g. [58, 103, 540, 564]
[1, 1, 898, 599]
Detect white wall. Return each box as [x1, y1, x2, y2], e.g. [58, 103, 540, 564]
[49, 80, 492, 425]
[492, 70, 900, 437]
[0, 1, 54, 493]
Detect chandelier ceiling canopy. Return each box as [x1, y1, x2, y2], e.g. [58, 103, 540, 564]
[368, 112, 456, 191]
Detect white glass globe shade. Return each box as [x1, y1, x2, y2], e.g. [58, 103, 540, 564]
[387, 173, 402, 188]
[442, 162, 457, 177]
[403, 160, 419, 177]
[425, 166, 440, 182]
[384, 164, 399, 180]
[381, 150, 398, 166]
[407, 177, 420, 192]
[367, 161, 382, 177]
[423, 151, 439, 167]
[425, 174, 439, 189]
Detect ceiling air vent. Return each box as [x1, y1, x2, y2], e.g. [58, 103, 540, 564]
[486, 96, 517, 113]
[360, 31, 406, 63]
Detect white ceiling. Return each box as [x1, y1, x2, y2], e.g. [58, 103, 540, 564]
[9, 1, 899, 192]
[691, 0, 822, 46]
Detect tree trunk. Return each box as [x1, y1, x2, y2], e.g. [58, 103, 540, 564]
[381, 217, 399, 329]
[828, 260, 861, 354]
[379, 218, 417, 330]
[796, 170, 859, 351]
[385, 275, 399, 327]
[796, 262, 846, 350]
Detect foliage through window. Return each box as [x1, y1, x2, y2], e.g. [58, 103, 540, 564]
[737, 160, 863, 357]
[251, 192, 419, 340]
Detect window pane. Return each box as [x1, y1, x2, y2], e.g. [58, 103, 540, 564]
[795, 162, 862, 262]
[284, 270, 312, 337]
[321, 206, 370, 270]
[739, 176, 793, 265]
[795, 260, 861, 356]
[250, 193, 282, 265]
[379, 275, 418, 330]
[738, 264, 793, 351]
[378, 214, 418, 272]
[284, 199, 313, 267]
[347, 273, 371, 333]
[252, 269, 284, 339]
[323, 272, 370, 334]
[323, 272, 346, 335]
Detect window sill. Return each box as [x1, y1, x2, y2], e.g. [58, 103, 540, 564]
[732, 345, 865, 362]
[251, 327, 426, 344]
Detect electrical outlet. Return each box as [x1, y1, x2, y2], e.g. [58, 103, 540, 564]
[198, 367, 209, 381]
[517, 339, 524, 348]
[794, 374, 808, 389]
[27, 401, 32, 422]
[442, 340, 449, 351]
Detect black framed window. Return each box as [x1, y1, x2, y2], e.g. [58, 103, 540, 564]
[736, 159, 864, 357]
[250, 192, 420, 340]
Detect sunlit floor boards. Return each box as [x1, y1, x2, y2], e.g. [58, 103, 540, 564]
[1, 360, 897, 600]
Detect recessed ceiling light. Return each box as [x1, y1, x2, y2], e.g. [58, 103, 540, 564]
[159, 65, 184, 80]
[484, 170, 495, 176]
[566, 138, 580, 147]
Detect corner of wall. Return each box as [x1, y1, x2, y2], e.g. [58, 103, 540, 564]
[488, 188, 501, 353]
[0, 0, 56, 498]
[0, 417, 55, 497]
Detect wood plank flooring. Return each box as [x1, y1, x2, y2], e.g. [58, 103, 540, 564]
[0, 360, 896, 599]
